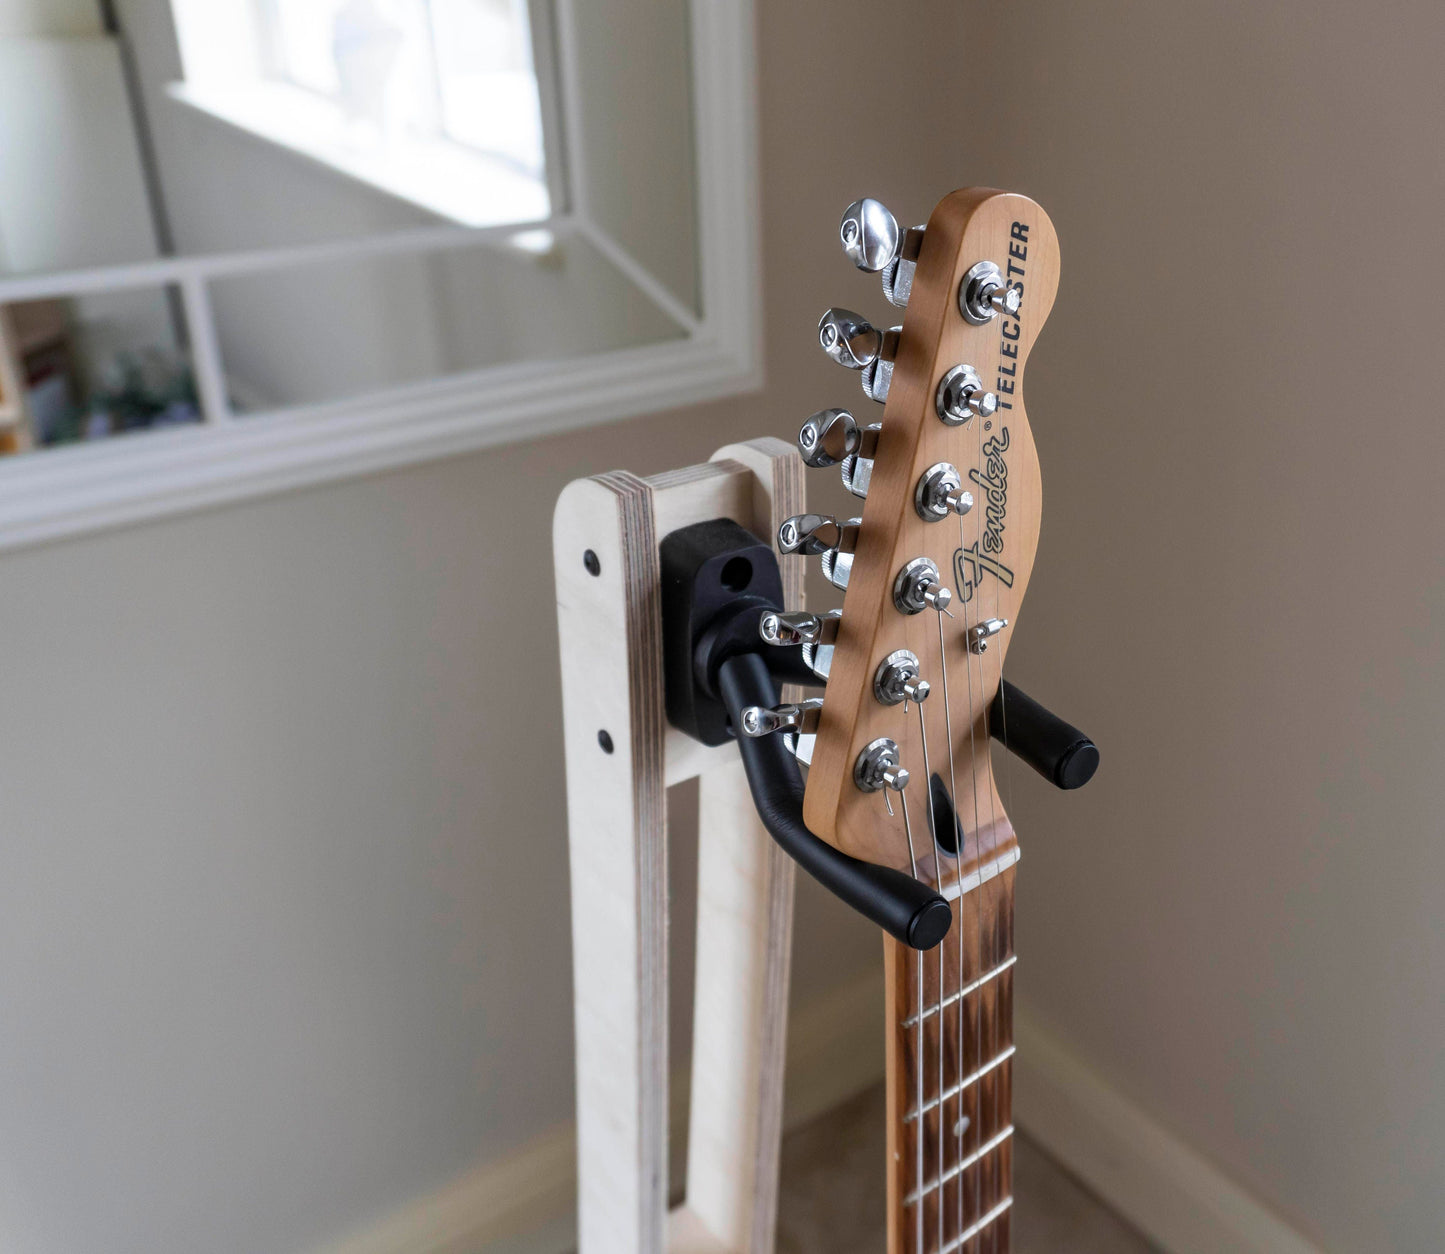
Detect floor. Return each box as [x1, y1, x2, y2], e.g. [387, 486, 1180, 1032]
[775, 1085, 1160, 1254]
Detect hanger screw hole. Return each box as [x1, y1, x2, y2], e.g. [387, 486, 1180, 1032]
[597, 729, 614, 754]
[583, 550, 601, 576]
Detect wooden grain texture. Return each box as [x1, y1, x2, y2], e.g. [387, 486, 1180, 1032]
[802, 190, 1059, 877]
[886, 869, 1017, 1254]
[554, 439, 804, 1254]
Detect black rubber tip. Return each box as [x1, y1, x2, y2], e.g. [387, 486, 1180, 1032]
[907, 898, 955, 951]
[1057, 740, 1100, 791]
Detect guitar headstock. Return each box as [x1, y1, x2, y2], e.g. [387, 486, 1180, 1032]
[790, 189, 1060, 882]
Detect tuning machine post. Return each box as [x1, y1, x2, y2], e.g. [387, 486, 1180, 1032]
[959, 260, 1022, 325]
[936, 364, 998, 426]
[854, 737, 910, 794]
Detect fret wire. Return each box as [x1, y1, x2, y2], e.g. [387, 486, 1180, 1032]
[903, 1046, 1016, 1122]
[932, 1196, 1013, 1254]
[903, 1125, 1015, 1206]
[902, 956, 1017, 1027]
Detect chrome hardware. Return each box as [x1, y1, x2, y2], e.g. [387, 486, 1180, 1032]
[893, 557, 952, 615]
[818, 308, 881, 370]
[915, 462, 974, 523]
[783, 729, 816, 767]
[759, 608, 839, 648]
[821, 545, 853, 591]
[740, 698, 824, 738]
[935, 364, 998, 426]
[839, 198, 900, 273]
[881, 226, 926, 308]
[797, 408, 860, 468]
[860, 328, 901, 403]
[839, 422, 881, 499]
[792, 518, 859, 591]
[778, 513, 842, 556]
[965, 617, 1009, 653]
[854, 737, 910, 793]
[840, 451, 872, 499]
[959, 260, 1022, 325]
[803, 638, 835, 682]
[874, 650, 930, 707]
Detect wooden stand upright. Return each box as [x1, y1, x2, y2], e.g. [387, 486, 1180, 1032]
[553, 439, 806, 1254]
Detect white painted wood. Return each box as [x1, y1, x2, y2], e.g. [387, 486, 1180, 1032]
[554, 439, 801, 1254]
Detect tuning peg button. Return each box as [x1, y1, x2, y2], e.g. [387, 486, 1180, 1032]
[759, 609, 840, 648]
[777, 513, 842, 556]
[818, 308, 882, 370]
[797, 408, 860, 468]
[839, 198, 901, 273]
[740, 698, 823, 738]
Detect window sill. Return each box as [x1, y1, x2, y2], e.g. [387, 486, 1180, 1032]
[167, 80, 550, 229]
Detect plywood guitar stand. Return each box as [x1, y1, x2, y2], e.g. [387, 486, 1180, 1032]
[553, 438, 805, 1254]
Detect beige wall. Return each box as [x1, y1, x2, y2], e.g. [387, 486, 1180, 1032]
[0, 1, 1441, 1252]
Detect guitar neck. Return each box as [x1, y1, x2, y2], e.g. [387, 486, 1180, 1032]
[885, 862, 1018, 1254]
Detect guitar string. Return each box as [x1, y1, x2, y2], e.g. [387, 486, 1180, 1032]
[975, 375, 1011, 1244]
[935, 604, 968, 1248]
[898, 787, 924, 1254]
[957, 498, 987, 1249]
[915, 691, 945, 1254]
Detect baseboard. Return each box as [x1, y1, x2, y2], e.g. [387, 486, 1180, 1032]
[306, 973, 883, 1254]
[1011, 1003, 1324, 1254]
[306, 972, 1321, 1254]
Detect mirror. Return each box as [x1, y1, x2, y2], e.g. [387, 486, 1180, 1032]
[0, 0, 716, 457]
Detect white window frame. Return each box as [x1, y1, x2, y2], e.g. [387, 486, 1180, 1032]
[0, 0, 760, 552]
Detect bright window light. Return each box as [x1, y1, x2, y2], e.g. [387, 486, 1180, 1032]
[168, 0, 550, 225]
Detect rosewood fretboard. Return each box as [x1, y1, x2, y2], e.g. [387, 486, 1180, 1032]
[885, 862, 1017, 1254]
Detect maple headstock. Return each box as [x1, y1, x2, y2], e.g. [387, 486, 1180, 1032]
[799, 190, 1060, 881]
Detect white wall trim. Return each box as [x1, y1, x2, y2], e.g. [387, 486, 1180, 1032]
[1011, 1003, 1324, 1254]
[0, 0, 762, 554]
[301, 963, 1326, 1254]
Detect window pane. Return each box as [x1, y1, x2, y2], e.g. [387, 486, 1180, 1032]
[0, 288, 201, 452]
[210, 234, 683, 411]
[429, 0, 545, 173]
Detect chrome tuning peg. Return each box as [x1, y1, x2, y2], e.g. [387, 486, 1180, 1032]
[874, 650, 930, 707]
[797, 408, 860, 468]
[854, 737, 910, 794]
[860, 329, 901, 403]
[881, 225, 926, 309]
[936, 365, 998, 426]
[817, 308, 881, 370]
[893, 557, 952, 616]
[840, 421, 882, 499]
[777, 513, 842, 556]
[759, 609, 840, 648]
[758, 609, 844, 681]
[740, 698, 823, 738]
[959, 261, 1022, 324]
[839, 198, 900, 273]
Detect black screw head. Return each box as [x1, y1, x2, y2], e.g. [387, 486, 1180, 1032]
[597, 729, 614, 754]
[583, 550, 601, 576]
